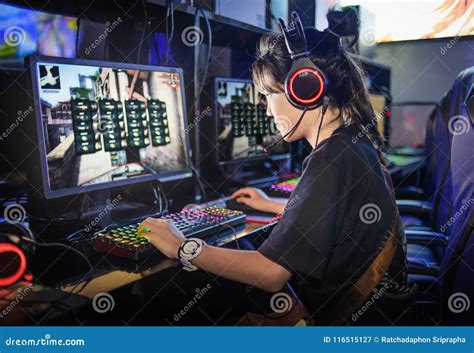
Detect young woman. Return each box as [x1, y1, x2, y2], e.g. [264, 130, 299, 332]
[139, 8, 407, 324]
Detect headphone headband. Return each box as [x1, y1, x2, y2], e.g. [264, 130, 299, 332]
[278, 12, 309, 59]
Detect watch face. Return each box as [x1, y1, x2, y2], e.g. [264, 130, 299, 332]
[182, 240, 199, 255]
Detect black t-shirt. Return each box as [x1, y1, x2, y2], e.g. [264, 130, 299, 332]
[258, 124, 407, 318]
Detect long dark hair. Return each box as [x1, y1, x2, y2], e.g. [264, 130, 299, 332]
[252, 8, 384, 150]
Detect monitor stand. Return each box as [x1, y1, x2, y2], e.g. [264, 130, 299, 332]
[26, 184, 164, 241]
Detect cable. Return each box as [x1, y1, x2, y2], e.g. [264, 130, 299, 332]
[188, 5, 212, 115]
[75, 16, 81, 58]
[159, 182, 168, 213]
[264, 107, 308, 152]
[218, 223, 240, 250]
[167, 0, 175, 45]
[189, 163, 208, 203]
[23, 238, 94, 293]
[314, 97, 330, 148]
[0, 237, 94, 309]
[137, 0, 149, 64]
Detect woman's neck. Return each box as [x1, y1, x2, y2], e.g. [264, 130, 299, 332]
[306, 108, 342, 149]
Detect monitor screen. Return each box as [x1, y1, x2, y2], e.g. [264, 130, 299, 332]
[215, 78, 290, 163]
[28, 56, 191, 198]
[389, 103, 436, 148]
[0, 4, 76, 65]
[368, 93, 388, 137]
[340, 0, 473, 42]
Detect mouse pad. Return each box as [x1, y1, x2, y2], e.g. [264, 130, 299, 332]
[225, 198, 276, 218]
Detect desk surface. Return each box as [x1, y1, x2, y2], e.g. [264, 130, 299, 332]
[0, 219, 274, 325]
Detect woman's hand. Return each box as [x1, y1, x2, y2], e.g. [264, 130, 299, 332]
[138, 218, 186, 259]
[231, 187, 285, 214]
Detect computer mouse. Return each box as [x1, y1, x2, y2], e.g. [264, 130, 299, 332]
[225, 198, 274, 217]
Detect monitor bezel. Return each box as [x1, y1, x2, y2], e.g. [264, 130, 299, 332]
[214, 77, 290, 165]
[25, 55, 193, 199]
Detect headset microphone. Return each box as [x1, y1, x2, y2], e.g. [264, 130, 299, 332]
[264, 108, 308, 153]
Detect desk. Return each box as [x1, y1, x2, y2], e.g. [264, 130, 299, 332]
[0, 155, 425, 325]
[0, 220, 275, 325]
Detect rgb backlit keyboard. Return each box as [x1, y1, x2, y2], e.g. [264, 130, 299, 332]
[92, 207, 246, 260]
[266, 177, 300, 197]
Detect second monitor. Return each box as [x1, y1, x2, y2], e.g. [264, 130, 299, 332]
[215, 78, 290, 164]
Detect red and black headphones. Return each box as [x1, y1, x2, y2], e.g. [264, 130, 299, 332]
[264, 12, 330, 152]
[279, 12, 328, 110]
[0, 223, 34, 287]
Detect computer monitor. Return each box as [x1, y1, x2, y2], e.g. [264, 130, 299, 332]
[368, 93, 389, 138]
[389, 102, 436, 148]
[26, 55, 192, 199]
[214, 78, 290, 164]
[0, 4, 76, 66]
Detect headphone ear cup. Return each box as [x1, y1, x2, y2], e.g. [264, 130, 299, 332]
[284, 58, 328, 110]
[0, 223, 34, 286]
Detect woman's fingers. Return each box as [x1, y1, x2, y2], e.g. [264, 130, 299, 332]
[231, 187, 255, 199]
[236, 196, 250, 204]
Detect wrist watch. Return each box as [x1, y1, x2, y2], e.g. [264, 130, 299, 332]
[178, 238, 206, 271]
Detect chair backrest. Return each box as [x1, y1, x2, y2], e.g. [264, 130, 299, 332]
[429, 67, 474, 232]
[438, 103, 473, 324]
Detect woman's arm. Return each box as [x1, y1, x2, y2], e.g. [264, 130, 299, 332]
[138, 218, 292, 292]
[192, 246, 291, 292]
